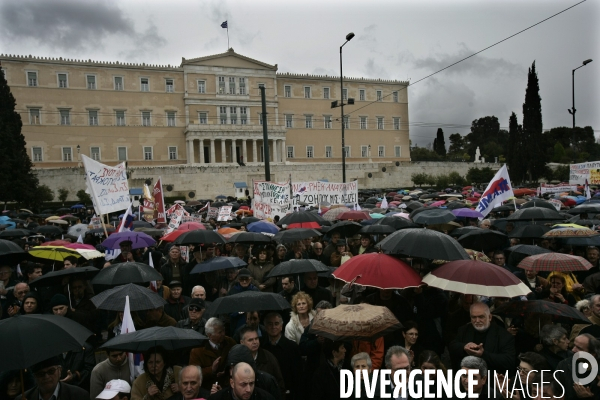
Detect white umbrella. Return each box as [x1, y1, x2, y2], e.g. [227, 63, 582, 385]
[68, 223, 89, 236]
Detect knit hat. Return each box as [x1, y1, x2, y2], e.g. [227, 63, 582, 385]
[238, 268, 252, 278]
[49, 294, 69, 308]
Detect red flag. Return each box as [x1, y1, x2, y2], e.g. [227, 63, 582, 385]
[154, 177, 166, 223]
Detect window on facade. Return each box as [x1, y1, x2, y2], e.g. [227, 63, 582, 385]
[142, 111, 151, 126]
[58, 74, 67, 88]
[220, 106, 227, 124]
[305, 115, 312, 128]
[62, 147, 72, 161]
[116, 111, 125, 126]
[304, 87, 311, 99]
[118, 147, 127, 161]
[395, 146, 401, 157]
[376, 90, 382, 101]
[144, 146, 153, 160]
[323, 87, 330, 99]
[379, 146, 385, 157]
[229, 77, 236, 94]
[239, 77, 246, 95]
[393, 117, 400, 130]
[325, 146, 332, 158]
[165, 79, 174, 93]
[344, 146, 350, 157]
[89, 110, 98, 126]
[27, 72, 37, 87]
[32, 147, 42, 162]
[285, 114, 293, 128]
[343, 116, 349, 129]
[284, 85, 291, 98]
[140, 78, 149, 92]
[306, 146, 314, 158]
[361, 146, 368, 158]
[360, 117, 367, 130]
[359, 89, 365, 101]
[91, 147, 100, 161]
[29, 108, 40, 125]
[199, 112, 207, 124]
[342, 88, 348, 101]
[240, 107, 247, 125]
[169, 146, 177, 160]
[287, 146, 294, 158]
[60, 109, 70, 125]
[324, 115, 332, 129]
[167, 111, 175, 127]
[377, 117, 384, 130]
[114, 76, 123, 91]
[198, 80, 206, 94]
[218, 77, 225, 94]
[87, 75, 96, 90]
[393, 91, 398, 102]
[230, 106, 237, 124]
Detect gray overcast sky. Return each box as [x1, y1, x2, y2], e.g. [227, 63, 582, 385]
[0, 0, 597, 147]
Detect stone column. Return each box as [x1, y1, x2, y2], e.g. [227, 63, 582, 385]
[242, 139, 248, 165]
[221, 139, 226, 163]
[187, 139, 194, 164]
[252, 139, 258, 163]
[198, 139, 205, 164]
[272, 139, 278, 163]
[281, 139, 287, 163]
[232, 139, 238, 164]
[210, 139, 216, 165]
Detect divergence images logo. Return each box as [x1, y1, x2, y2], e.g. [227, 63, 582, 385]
[573, 351, 598, 385]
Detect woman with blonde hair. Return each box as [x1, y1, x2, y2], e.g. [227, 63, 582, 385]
[285, 291, 316, 343]
[544, 271, 576, 306]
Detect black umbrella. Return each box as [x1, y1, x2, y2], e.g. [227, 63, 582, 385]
[227, 232, 272, 245]
[277, 211, 326, 227]
[132, 220, 153, 228]
[0, 314, 93, 370]
[273, 229, 322, 244]
[378, 228, 470, 260]
[457, 230, 508, 252]
[493, 300, 590, 324]
[491, 205, 516, 213]
[374, 217, 418, 231]
[361, 204, 376, 209]
[563, 236, 600, 247]
[412, 209, 456, 225]
[568, 204, 600, 215]
[91, 283, 167, 311]
[33, 225, 63, 235]
[405, 202, 424, 212]
[100, 326, 207, 352]
[446, 202, 469, 210]
[190, 257, 247, 274]
[0, 229, 31, 239]
[88, 227, 115, 236]
[29, 266, 100, 288]
[508, 224, 551, 239]
[266, 259, 330, 278]
[359, 224, 396, 235]
[449, 226, 482, 238]
[174, 230, 226, 246]
[327, 221, 363, 238]
[506, 244, 553, 266]
[207, 291, 290, 315]
[212, 202, 226, 207]
[573, 219, 600, 227]
[507, 208, 564, 221]
[91, 262, 162, 286]
[520, 200, 557, 210]
[0, 239, 26, 264]
[241, 217, 260, 224]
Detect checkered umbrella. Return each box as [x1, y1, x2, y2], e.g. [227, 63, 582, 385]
[517, 253, 593, 272]
[322, 207, 351, 222]
[542, 227, 599, 238]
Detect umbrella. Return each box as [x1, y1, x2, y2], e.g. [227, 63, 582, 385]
[322, 207, 352, 222]
[100, 326, 207, 352]
[88, 227, 115, 236]
[217, 228, 240, 239]
[266, 259, 330, 278]
[286, 221, 322, 229]
[33, 225, 63, 235]
[91, 283, 167, 311]
[358, 224, 396, 235]
[247, 221, 280, 235]
[494, 300, 590, 324]
[508, 225, 551, 239]
[309, 304, 402, 341]
[572, 219, 600, 227]
[273, 228, 321, 243]
[452, 208, 484, 219]
[178, 222, 206, 231]
[374, 217, 418, 231]
[277, 211, 326, 226]
[241, 217, 261, 224]
[190, 257, 248, 274]
[207, 291, 291, 315]
[41, 240, 71, 246]
[132, 220, 153, 228]
[332, 253, 422, 289]
[28, 246, 82, 262]
[378, 228, 470, 261]
[0, 314, 93, 370]
[563, 236, 600, 246]
[542, 227, 599, 238]
[29, 266, 100, 288]
[568, 204, 600, 215]
[327, 221, 363, 238]
[457, 230, 508, 252]
[91, 262, 163, 285]
[337, 211, 371, 221]
[102, 231, 156, 250]
[0, 239, 27, 265]
[507, 208, 564, 221]
[422, 260, 531, 297]
[506, 244, 553, 266]
[159, 229, 189, 243]
[517, 253, 593, 272]
[427, 222, 462, 233]
[520, 200, 557, 210]
[134, 227, 166, 236]
[67, 223, 89, 236]
[227, 232, 273, 245]
[215, 195, 227, 199]
[173, 230, 226, 246]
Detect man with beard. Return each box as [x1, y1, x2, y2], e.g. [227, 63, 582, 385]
[449, 302, 515, 374]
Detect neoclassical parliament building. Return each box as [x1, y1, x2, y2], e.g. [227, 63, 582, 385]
[0, 49, 409, 169]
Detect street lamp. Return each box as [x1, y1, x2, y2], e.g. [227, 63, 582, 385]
[568, 59, 593, 129]
[338, 32, 354, 183]
[76, 145, 81, 167]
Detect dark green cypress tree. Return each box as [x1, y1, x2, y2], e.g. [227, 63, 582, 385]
[435, 128, 446, 156]
[0, 69, 40, 205]
[522, 61, 547, 181]
[507, 112, 526, 183]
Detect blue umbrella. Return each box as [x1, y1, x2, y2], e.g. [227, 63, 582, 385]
[0, 217, 15, 230]
[190, 256, 247, 274]
[215, 195, 227, 199]
[70, 204, 86, 209]
[247, 221, 279, 234]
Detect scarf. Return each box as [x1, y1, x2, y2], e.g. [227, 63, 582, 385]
[144, 366, 174, 400]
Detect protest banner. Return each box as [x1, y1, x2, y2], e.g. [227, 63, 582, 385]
[180, 246, 189, 263]
[182, 214, 202, 223]
[153, 177, 166, 223]
[217, 206, 233, 222]
[252, 181, 291, 220]
[548, 198, 563, 211]
[81, 155, 131, 215]
[539, 183, 578, 194]
[207, 207, 219, 220]
[165, 205, 186, 234]
[290, 180, 358, 207]
[570, 161, 600, 185]
[89, 216, 102, 230]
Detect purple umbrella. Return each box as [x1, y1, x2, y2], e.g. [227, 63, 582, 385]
[101, 231, 156, 250]
[452, 208, 484, 219]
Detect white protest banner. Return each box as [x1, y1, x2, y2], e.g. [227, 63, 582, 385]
[217, 206, 233, 222]
[290, 180, 358, 207]
[548, 198, 563, 211]
[180, 246, 189, 263]
[539, 183, 578, 194]
[81, 155, 131, 215]
[252, 181, 291, 220]
[89, 217, 102, 229]
[182, 214, 203, 223]
[165, 208, 184, 234]
[207, 207, 219, 220]
[570, 161, 600, 185]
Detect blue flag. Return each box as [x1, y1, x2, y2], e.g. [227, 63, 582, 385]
[221, 21, 228, 28]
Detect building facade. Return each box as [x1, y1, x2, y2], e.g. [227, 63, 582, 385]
[0, 49, 409, 169]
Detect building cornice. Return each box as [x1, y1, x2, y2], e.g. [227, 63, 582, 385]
[276, 72, 409, 85]
[0, 54, 182, 72]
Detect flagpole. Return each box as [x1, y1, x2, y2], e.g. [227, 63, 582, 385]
[227, 27, 230, 49]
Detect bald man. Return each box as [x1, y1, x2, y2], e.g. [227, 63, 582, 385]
[206, 362, 276, 400]
[449, 302, 515, 373]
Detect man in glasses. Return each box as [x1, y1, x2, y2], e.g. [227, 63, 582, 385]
[176, 298, 207, 333]
[90, 351, 131, 400]
[16, 356, 89, 400]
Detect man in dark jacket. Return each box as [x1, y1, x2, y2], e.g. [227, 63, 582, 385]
[207, 362, 276, 400]
[164, 281, 191, 322]
[239, 328, 285, 399]
[301, 272, 333, 305]
[166, 365, 210, 400]
[16, 356, 89, 400]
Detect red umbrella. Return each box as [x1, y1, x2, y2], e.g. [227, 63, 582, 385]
[517, 253, 593, 272]
[178, 222, 205, 231]
[332, 253, 422, 289]
[422, 260, 531, 297]
[337, 211, 371, 221]
[287, 221, 322, 229]
[239, 205, 250, 210]
[40, 240, 71, 247]
[160, 229, 188, 242]
[64, 243, 96, 250]
[463, 186, 473, 190]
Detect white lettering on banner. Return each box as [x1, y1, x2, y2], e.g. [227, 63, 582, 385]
[206, 207, 219, 220]
[81, 154, 131, 215]
[252, 181, 291, 220]
[217, 206, 233, 222]
[290, 180, 358, 207]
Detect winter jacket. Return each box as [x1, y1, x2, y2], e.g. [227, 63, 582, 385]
[284, 310, 315, 344]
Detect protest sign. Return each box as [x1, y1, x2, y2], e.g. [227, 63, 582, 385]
[90, 217, 102, 229]
[81, 155, 131, 215]
[570, 161, 600, 185]
[290, 180, 358, 207]
[252, 181, 291, 220]
[182, 214, 202, 223]
[539, 183, 578, 194]
[153, 177, 166, 223]
[548, 198, 563, 211]
[217, 206, 233, 222]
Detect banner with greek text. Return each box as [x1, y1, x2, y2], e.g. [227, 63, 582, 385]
[291, 180, 359, 207]
[82, 155, 131, 215]
[153, 177, 166, 223]
[539, 183, 578, 194]
[570, 162, 600, 185]
[252, 181, 292, 221]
